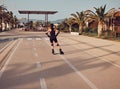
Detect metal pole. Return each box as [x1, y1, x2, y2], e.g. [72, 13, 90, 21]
[27, 13, 30, 30]
[45, 14, 48, 27]
[28, 13, 29, 23]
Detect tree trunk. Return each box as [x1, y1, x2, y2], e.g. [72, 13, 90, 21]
[79, 25, 83, 35]
[69, 25, 72, 33]
[97, 22, 103, 37]
[0, 24, 2, 32]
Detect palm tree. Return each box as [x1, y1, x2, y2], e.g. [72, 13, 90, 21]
[13, 15, 18, 28]
[85, 5, 108, 37]
[8, 11, 14, 29]
[0, 6, 2, 31]
[0, 6, 3, 18]
[0, 5, 8, 31]
[65, 18, 74, 33]
[71, 11, 86, 35]
[0, 5, 5, 31]
[58, 20, 69, 32]
[9, 15, 18, 29]
[105, 8, 118, 31]
[0, 5, 18, 31]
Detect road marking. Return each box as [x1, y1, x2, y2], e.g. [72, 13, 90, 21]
[74, 45, 120, 69]
[0, 39, 22, 78]
[36, 61, 41, 68]
[27, 38, 32, 40]
[60, 55, 98, 89]
[40, 78, 47, 89]
[0, 41, 12, 53]
[101, 57, 120, 68]
[27, 37, 49, 41]
[44, 39, 98, 89]
[34, 53, 39, 57]
[35, 38, 41, 40]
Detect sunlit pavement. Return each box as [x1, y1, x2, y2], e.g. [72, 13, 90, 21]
[0, 29, 120, 89]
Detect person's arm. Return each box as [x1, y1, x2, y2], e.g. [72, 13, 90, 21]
[55, 29, 60, 37]
[45, 30, 50, 37]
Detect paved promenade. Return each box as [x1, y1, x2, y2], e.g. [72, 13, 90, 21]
[0, 29, 120, 89]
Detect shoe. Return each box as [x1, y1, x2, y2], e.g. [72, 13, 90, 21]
[59, 49, 64, 55]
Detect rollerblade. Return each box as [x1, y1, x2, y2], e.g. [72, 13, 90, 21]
[52, 49, 55, 55]
[59, 49, 64, 55]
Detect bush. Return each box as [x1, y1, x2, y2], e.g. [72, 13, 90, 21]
[62, 27, 69, 33]
[90, 28, 98, 33]
[72, 28, 78, 32]
[83, 27, 90, 33]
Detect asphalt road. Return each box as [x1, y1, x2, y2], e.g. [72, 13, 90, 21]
[0, 29, 120, 89]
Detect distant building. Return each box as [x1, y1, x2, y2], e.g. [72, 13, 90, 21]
[113, 11, 120, 37]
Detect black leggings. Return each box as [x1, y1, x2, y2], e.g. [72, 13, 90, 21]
[50, 38, 58, 43]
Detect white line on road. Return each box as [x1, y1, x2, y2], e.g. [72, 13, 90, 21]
[44, 39, 98, 89]
[74, 45, 120, 69]
[0, 39, 22, 78]
[27, 38, 32, 40]
[0, 41, 12, 53]
[36, 38, 42, 40]
[60, 55, 98, 89]
[34, 53, 39, 57]
[40, 78, 47, 89]
[100, 57, 120, 68]
[36, 61, 41, 68]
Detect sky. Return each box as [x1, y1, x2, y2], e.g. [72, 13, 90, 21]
[1, 0, 120, 21]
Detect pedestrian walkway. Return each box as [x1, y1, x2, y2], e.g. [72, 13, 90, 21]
[62, 34, 120, 67]
[0, 31, 120, 89]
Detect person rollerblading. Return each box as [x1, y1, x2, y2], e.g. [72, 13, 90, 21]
[46, 24, 64, 55]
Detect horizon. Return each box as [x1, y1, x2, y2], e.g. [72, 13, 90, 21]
[1, 0, 120, 21]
